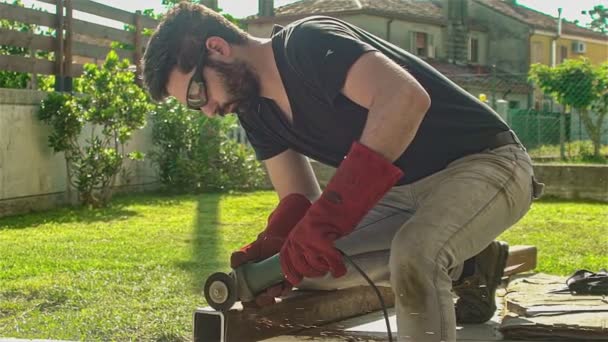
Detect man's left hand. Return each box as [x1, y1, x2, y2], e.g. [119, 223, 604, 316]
[280, 215, 346, 285]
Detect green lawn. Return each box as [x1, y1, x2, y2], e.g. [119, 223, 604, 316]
[0, 192, 606, 340]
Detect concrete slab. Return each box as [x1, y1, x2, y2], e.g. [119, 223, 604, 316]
[263, 291, 537, 342]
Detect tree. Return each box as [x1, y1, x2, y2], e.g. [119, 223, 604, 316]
[582, 5, 608, 34]
[38, 51, 152, 207]
[529, 58, 608, 160]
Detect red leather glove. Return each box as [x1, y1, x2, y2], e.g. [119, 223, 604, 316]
[231, 193, 311, 268]
[280, 142, 404, 286]
[230, 193, 311, 306]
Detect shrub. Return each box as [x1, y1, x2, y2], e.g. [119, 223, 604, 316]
[149, 98, 266, 193]
[38, 51, 152, 207]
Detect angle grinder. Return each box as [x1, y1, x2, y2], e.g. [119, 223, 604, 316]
[204, 253, 284, 311]
[202, 251, 394, 341]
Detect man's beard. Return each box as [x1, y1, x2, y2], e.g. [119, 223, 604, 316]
[206, 59, 261, 116]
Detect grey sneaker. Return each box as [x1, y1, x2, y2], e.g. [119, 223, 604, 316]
[453, 241, 509, 324]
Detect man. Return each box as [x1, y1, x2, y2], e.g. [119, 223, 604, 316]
[143, 3, 541, 341]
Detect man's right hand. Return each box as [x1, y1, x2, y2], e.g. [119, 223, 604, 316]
[230, 193, 311, 307]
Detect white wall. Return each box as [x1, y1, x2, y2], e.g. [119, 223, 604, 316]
[0, 89, 159, 217]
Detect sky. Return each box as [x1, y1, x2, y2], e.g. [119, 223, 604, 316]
[21, 0, 607, 29]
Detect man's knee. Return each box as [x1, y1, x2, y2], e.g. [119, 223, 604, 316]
[389, 243, 445, 279]
[389, 244, 436, 312]
[389, 230, 455, 284]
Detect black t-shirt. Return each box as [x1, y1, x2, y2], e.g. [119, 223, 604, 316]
[237, 16, 510, 185]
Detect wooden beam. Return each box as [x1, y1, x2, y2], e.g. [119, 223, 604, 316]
[134, 10, 143, 84]
[37, 0, 158, 29]
[68, 63, 83, 77]
[72, 0, 158, 29]
[0, 2, 56, 28]
[0, 28, 54, 51]
[0, 52, 82, 78]
[71, 18, 134, 45]
[0, 55, 55, 75]
[72, 41, 132, 61]
[55, 0, 64, 90]
[64, 0, 73, 84]
[504, 245, 537, 277]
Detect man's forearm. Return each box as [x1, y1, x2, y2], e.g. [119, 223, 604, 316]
[264, 149, 322, 201]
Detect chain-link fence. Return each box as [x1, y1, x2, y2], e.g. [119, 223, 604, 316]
[507, 109, 608, 161]
[448, 72, 532, 110]
[448, 70, 608, 163]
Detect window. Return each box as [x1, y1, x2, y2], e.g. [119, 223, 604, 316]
[469, 37, 479, 63]
[410, 32, 435, 58]
[531, 41, 544, 64]
[559, 45, 568, 64]
[414, 32, 428, 56]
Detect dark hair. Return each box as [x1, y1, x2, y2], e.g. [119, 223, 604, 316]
[142, 2, 248, 101]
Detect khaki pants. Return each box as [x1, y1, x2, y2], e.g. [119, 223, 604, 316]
[299, 144, 536, 342]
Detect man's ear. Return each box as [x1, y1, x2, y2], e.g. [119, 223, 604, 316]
[205, 36, 232, 58]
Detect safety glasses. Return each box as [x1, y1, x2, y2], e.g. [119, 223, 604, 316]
[186, 49, 208, 110]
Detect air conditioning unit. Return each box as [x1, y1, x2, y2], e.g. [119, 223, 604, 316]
[572, 41, 587, 54]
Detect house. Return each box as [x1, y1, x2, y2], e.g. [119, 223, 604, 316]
[472, 0, 607, 68]
[242, 0, 607, 109]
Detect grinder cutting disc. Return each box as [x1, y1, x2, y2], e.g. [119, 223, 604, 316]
[204, 272, 237, 311]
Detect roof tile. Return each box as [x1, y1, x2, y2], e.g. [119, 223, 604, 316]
[474, 0, 607, 40]
[248, 0, 605, 40]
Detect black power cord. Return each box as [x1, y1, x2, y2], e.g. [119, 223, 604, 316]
[338, 249, 393, 342]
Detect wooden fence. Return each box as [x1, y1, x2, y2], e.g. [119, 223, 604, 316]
[0, 0, 160, 90]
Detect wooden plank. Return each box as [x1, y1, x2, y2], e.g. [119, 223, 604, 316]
[0, 55, 55, 75]
[71, 18, 133, 45]
[0, 54, 84, 78]
[68, 62, 83, 77]
[72, 41, 132, 62]
[194, 286, 395, 342]
[504, 245, 537, 277]
[70, 0, 158, 29]
[0, 28, 54, 52]
[0, 2, 56, 28]
[38, 0, 158, 29]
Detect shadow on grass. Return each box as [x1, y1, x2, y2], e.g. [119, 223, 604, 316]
[0, 203, 138, 231]
[0, 192, 200, 231]
[175, 193, 223, 293]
